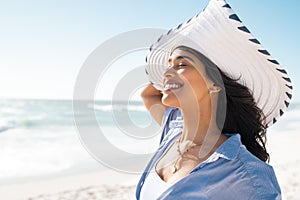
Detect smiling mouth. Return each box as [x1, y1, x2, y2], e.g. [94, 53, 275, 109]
[164, 83, 183, 91]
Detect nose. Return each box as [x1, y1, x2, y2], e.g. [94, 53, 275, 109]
[163, 66, 176, 78]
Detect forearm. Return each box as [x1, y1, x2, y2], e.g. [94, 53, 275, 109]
[141, 84, 162, 98]
[141, 84, 167, 125]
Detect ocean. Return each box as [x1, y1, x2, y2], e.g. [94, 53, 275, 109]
[0, 98, 299, 186]
[0, 99, 161, 186]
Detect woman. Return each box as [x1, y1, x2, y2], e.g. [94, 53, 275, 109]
[136, 0, 292, 199]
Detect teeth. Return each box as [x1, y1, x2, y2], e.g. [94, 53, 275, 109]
[164, 83, 182, 90]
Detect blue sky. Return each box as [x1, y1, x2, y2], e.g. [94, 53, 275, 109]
[0, 0, 299, 102]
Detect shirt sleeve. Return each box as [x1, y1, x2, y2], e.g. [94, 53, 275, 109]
[159, 107, 181, 144]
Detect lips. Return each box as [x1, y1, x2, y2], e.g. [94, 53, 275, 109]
[163, 81, 183, 91]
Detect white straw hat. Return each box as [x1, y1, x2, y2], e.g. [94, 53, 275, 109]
[145, 0, 292, 127]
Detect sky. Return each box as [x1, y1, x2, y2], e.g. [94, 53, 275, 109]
[0, 0, 299, 102]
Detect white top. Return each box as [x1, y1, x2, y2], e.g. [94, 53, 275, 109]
[140, 170, 172, 200]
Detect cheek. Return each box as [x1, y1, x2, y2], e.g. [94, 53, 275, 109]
[182, 72, 209, 97]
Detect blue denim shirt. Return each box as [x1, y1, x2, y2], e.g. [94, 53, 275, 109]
[136, 107, 281, 200]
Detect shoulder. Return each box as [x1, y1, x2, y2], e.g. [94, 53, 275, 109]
[235, 146, 282, 199]
[221, 135, 281, 199]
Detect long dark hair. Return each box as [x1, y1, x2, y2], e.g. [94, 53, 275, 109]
[173, 46, 269, 162]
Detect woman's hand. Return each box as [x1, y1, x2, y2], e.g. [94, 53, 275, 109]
[141, 84, 168, 125]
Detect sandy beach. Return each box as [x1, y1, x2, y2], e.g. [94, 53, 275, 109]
[0, 169, 140, 200]
[0, 131, 299, 200]
[266, 130, 300, 199]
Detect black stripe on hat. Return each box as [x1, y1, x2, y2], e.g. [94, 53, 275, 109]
[258, 49, 270, 55]
[145, 68, 149, 75]
[280, 109, 284, 116]
[276, 68, 287, 74]
[282, 77, 291, 83]
[249, 38, 261, 44]
[229, 14, 242, 22]
[223, 4, 231, 8]
[145, 56, 148, 63]
[167, 29, 172, 35]
[238, 26, 250, 33]
[286, 92, 292, 99]
[273, 118, 277, 124]
[157, 35, 163, 42]
[285, 84, 293, 90]
[284, 100, 290, 107]
[268, 59, 279, 65]
[150, 44, 153, 51]
[186, 18, 192, 24]
[177, 23, 183, 29]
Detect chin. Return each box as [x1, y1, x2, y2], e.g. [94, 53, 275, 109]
[162, 93, 180, 107]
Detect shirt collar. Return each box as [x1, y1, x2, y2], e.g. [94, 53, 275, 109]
[215, 133, 241, 160]
[169, 116, 183, 129]
[192, 134, 241, 170]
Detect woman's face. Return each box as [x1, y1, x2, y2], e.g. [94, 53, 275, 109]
[162, 48, 213, 107]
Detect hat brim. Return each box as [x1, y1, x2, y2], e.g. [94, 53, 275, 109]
[145, 0, 292, 126]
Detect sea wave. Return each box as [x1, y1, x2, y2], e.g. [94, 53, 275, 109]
[90, 103, 147, 112]
[0, 128, 95, 182]
[0, 120, 16, 133]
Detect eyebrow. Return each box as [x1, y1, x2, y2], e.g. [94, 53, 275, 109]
[168, 55, 195, 64]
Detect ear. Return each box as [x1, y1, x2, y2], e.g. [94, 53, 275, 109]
[209, 84, 221, 94]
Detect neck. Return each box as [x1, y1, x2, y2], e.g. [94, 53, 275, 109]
[179, 94, 225, 157]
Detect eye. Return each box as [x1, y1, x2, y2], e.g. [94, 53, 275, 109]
[178, 62, 187, 68]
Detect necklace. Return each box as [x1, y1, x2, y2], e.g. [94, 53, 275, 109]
[172, 138, 201, 173]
